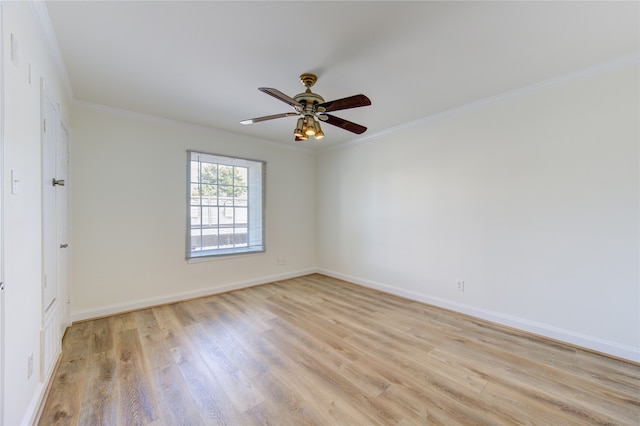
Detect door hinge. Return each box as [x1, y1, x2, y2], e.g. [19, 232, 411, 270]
[43, 118, 47, 132]
[1, 282, 5, 290]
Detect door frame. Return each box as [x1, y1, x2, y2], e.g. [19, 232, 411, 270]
[57, 122, 70, 332]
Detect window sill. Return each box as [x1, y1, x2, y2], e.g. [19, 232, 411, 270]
[187, 248, 265, 263]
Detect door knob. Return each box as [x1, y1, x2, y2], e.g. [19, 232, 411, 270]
[52, 178, 65, 186]
[60, 243, 68, 248]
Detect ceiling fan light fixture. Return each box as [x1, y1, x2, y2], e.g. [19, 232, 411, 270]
[305, 116, 316, 136]
[314, 121, 324, 139]
[293, 118, 304, 137]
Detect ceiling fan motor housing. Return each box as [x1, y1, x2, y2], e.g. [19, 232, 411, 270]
[294, 91, 325, 115]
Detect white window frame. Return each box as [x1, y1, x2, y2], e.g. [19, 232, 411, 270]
[187, 150, 265, 259]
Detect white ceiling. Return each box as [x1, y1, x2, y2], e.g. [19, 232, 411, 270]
[44, 1, 639, 149]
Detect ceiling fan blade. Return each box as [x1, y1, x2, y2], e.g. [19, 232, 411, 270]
[322, 114, 367, 134]
[259, 87, 303, 109]
[240, 112, 299, 125]
[317, 94, 371, 112]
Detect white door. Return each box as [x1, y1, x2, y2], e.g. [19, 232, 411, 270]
[57, 124, 70, 331]
[42, 89, 57, 312]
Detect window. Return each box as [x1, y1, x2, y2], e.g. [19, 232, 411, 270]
[187, 151, 265, 259]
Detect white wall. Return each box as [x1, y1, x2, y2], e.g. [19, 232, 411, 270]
[69, 105, 316, 320]
[2, 1, 69, 424]
[317, 63, 640, 361]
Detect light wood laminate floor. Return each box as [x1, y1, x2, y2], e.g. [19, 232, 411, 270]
[40, 274, 640, 425]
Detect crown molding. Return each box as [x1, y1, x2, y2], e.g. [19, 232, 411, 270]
[322, 51, 640, 153]
[27, 0, 74, 101]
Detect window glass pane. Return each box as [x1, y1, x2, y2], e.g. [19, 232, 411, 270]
[218, 228, 234, 248]
[190, 184, 201, 200]
[190, 229, 202, 251]
[219, 206, 233, 224]
[202, 206, 217, 226]
[235, 167, 248, 184]
[218, 165, 233, 187]
[234, 227, 248, 247]
[202, 228, 218, 250]
[218, 185, 233, 198]
[234, 207, 247, 224]
[200, 163, 217, 183]
[190, 162, 200, 183]
[190, 207, 201, 226]
[200, 185, 217, 204]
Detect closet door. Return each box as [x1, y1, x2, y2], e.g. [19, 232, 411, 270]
[41, 83, 61, 381]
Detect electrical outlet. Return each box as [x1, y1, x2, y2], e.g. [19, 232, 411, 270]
[277, 256, 287, 266]
[456, 281, 465, 292]
[27, 354, 34, 379]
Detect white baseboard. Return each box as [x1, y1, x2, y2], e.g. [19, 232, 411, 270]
[20, 382, 45, 426]
[70, 268, 317, 323]
[20, 350, 60, 426]
[317, 268, 640, 363]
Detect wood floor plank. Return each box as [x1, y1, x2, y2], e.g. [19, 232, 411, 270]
[133, 309, 174, 371]
[77, 351, 117, 426]
[187, 320, 266, 413]
[148, 363, 208, 426]
[39, 382, 82, 426]
[215, 291, 274, 333]
[477, 381, 586, 425]
[197, 314, 268, 380]
[113, 329, 158, 425]
[88, 317, 114, 354]
[110, 311, 139, 333]
[169, 345, 242, 424]
[40, 274, 640, 425]
[245, 371, 327, 426]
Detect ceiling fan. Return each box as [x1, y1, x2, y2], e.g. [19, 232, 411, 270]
[240, 73, 371, 141]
